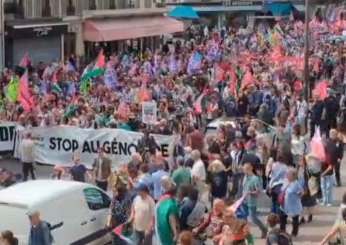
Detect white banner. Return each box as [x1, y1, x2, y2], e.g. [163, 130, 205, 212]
[15, 126, 178, 169]
[0, 122, 16, 152]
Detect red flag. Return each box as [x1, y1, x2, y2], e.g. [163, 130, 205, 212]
[315, 81, 328, 99]
[17, 70, 34, 112]
[215, 66, 225, 83]
[96, 50, 105, 68]
[269, 45, 284, 61]
[52, 72, 58, 83]
[19, 54, 29, 67]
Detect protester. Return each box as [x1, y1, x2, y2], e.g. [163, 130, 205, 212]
[208, 159, 228, 205]
[18, 132, 36, 181]
[108, 185, 131, 245]
[130, 184, 155, 245]
[0, 230, 18, 245]
[92, 147, 112, 191]
[28, 211, 53, 245]
[279, 169, 304, 237]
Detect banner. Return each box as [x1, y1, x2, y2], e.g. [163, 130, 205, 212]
[0, 122, 16, 152]
[15, 126, 178, 168]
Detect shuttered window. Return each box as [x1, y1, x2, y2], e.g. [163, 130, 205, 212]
[13, 37, 61, 67]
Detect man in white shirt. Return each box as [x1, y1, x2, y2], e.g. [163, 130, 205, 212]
[191, 150, 206, 197]
[19, 133, 36, 181]
[130, 184, 155, 245]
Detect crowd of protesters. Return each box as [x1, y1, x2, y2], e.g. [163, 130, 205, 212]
[3, 6, 346, 245]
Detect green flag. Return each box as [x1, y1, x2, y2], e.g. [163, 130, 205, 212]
[6, 76, 19, 103]
[80, 78, 90, 95]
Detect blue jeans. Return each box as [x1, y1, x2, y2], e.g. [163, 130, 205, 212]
[271, 192, 279, 214]
[242, 203, 267, 235]
[321, 175, 333, 204]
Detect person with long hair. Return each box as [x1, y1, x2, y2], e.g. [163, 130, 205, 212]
[1, 231, 18, 245]
[297, 156, 316, 223]
[107, 185, 131, 245]
[208, 160, 228, 206]
[291, 124, 306, 167]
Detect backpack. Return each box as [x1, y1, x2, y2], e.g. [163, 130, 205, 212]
[43, 221, 55, 244]
[269, 228, 293, 245]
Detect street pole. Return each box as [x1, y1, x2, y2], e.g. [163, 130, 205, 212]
[303, 0, 309, 134]
[303, 0, 309, 101]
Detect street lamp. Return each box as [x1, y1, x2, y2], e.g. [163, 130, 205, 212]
[303, 0, 309, 101]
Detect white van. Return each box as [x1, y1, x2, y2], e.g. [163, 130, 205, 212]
[0, 180, 112, 245]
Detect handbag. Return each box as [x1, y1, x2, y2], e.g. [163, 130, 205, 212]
[278, 184, 290, 206]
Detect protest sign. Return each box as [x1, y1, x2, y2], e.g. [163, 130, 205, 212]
[15, 126, 177, 168]
[0, 122, 16, 152]
[142, 102, 157, 124]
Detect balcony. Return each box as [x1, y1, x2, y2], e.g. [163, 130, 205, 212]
[66, 5, 76, 15]
[42, 6, 52, 17]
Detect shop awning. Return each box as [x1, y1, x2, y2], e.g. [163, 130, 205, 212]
[83, 17, 184, 42]
[167, 6, 199, 19]
[265, 2, 293, 16]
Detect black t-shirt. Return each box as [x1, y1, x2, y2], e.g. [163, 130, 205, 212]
[70, 164, 87, 182]
[222, 156, 232, 176]
[210, 171, 228, 198]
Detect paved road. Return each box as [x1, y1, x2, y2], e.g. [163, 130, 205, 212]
[1, 158, 345, 245]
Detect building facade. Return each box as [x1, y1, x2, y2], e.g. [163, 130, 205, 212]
[2, 0, 176, 68]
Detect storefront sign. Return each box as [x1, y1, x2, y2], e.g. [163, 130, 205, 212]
[5, 22, 68, 39]
[223, 0, 254, 5]
[33, 26, 52, 37]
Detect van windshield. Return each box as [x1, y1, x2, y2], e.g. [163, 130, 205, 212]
[0, 203, 30, 245]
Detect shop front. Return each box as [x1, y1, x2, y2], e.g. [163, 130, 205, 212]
[82, 9, 184, 58]
[5, 20, 68, 67]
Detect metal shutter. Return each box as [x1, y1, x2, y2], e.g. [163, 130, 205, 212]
[13, 37, 61, 67]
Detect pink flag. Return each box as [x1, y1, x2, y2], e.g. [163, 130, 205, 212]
[228, 194, 247, 213]
[315, 81, 327, 99]
[17, 70, 34, 112]
[310, 127, 326, 161]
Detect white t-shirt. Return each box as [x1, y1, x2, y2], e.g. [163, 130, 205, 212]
[191, 159, 206, 182]
[291, 135, 305, 155]
[132, 195, 155, 231]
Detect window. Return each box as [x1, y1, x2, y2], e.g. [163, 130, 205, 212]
[44, 0, 50, 7]
[83, 188, 110, 211]
[89, 0, 96, 8]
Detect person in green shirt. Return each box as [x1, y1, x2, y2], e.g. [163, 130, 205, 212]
[171, 156, 191, 188]
[155, 187, 179, 245]
[117, 118, 132, 131]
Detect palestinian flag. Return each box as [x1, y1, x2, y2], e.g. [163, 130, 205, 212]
[235, 66, 243, 97]
[113, 220, 135, 244]
[81, 50, 105, 80]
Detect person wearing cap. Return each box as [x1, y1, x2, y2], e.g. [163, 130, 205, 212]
[130, 184, 155, 245]
[92, 147, 112, 191]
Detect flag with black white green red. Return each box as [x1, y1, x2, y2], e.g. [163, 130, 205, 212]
[235, 66, 243, 97]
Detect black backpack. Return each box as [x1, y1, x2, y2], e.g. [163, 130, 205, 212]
[269, 228, 293, 245]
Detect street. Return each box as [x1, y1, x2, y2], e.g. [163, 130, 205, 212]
[1, 158, 345, 245]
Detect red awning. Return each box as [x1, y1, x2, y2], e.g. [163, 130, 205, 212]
[83, 17, 184, 42]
